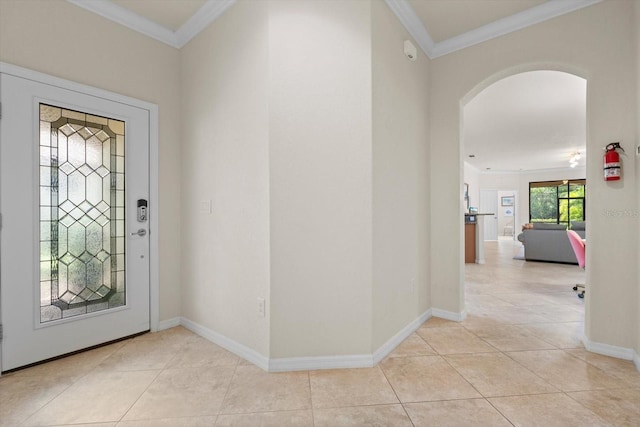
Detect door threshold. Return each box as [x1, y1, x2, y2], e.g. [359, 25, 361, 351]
[1, 330, 150, 375]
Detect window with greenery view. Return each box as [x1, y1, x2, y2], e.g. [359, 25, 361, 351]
[529, 180, 586, 226]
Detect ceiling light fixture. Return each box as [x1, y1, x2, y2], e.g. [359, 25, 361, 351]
[569, 152, 581, 168]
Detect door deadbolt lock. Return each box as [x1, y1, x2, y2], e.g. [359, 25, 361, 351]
[137, 199, 148, 222]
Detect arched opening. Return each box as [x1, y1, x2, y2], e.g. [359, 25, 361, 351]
[460, 68, 588, 336]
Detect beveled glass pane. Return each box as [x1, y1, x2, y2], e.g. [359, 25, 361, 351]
[40, 122, 51, 147]
[86, 136, 103, 169]
[61, 109, 85, 121]
[67, 133, 86, 168]
[39, 104, 126, 323]
[40, 146, 51, 166]
[87, 114, 108, 126]
[41, 281, 52, 306]
[108, 119, 124, 135]
[40, 105, 61, 122]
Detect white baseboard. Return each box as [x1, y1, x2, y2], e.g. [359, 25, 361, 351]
[180, 317, 269, 371]
[269, 354, 373, 372]
[156, 317, 181, 331]
[634, 351, 640, 372]
[372, 309, 432, 364]
[432, 308, 467, 322]
[582, 335, 636, 361]
[172, 309, 452, 373]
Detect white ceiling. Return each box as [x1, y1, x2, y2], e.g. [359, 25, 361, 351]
[463, 71, 586, 173]
[67, 0, 599, 173]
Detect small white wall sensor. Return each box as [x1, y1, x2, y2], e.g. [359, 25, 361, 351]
[404, 40, 417, 61]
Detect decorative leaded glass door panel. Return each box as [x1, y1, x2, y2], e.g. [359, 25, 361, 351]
[1, 72, 150, 372]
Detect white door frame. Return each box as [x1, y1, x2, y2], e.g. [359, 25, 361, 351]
[0, 62, 160, 337]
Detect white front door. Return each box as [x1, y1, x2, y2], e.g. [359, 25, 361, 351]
[1, 72, 150, 371]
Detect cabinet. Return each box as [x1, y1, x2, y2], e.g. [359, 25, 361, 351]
[465, 223, 476, 263]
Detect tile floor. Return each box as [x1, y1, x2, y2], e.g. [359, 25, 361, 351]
[2, 241, 639, 426]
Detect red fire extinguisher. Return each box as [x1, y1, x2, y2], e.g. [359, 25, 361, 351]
[604, 142, 624, 181]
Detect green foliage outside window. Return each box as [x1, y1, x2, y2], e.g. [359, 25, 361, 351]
[529, 180, 585, 225]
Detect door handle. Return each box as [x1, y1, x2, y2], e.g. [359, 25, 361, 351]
[130, 228, 147, 237]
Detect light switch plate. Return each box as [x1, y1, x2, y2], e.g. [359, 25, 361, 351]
[199, 200, 212, 214]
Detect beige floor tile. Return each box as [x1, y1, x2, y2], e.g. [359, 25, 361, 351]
[464, 324, 556, 351]
[516, 322, 585, 348]
[58, 424, 117, 427]
[23, 370, 159, 426]
[380, 355, 481, 402]
[530, 304, 585, 322]
[220, 365, 310, 414]
[0, 375, 74, 427]
[466, 294, 515, 308]
[473, 306, 548, 324]
[97, 338, 182, 372]
[404, 398, 512, 426]
[386, 333, 436, 358]
[567, 387, 640, 426]
[123, 366, 236, 420]
[459, 314, 507, 328]
[133, 327, 199, 345]
[166, 337, 240, 369]
[118, 417, 216, 426]
[444, 352, 558, 397]
[489, 393, 610, 427]
[416, 327, 497, 354]
[216, 410, 313, 426]
[11, 341, 126, 381]
[313, 404, 412, 427]
[309, 367, 397, 409]
[507, 349, 626, 392]
[565, 349, 640, 387]
[418, 317, 463, 329]
[493, 291, 562, 306]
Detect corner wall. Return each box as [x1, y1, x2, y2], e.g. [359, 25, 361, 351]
[180, 0, 271, 356]
[371, 1, 430, 349]
[268, 0, 373, 358]
[0, 0, 182, 322]
[431, 0, 638, 350]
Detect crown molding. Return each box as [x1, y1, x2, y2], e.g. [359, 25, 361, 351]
[175, 0, 237, 48]
[430, 0, 603, 58]
[69, 0, 602, 57]
[386, 0, 602, 60]
[66, 0, 236, 49]
[384, 0, 435, 57]
[67, 0, 180, 48]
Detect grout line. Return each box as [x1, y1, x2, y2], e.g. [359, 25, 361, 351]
[377, 363, 415, 426]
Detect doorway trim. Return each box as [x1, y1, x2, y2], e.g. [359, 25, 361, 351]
[0, 62, 160, 332]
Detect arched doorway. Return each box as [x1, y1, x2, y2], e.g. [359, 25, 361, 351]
[460, 67, 588, 333]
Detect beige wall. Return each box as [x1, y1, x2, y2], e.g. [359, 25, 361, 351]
[371, 1, 430, 349]
[180, 0, 271, 355]
[431, 0, 639, 349]
[635, 0, 640, 359]
[463, 164, 481, 214]
[268, 0, 373, 357]
[0, 0, 182, 321]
